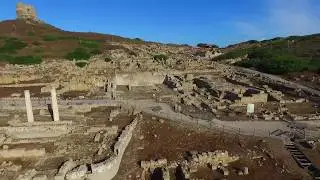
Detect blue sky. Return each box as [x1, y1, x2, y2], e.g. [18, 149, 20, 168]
[1, 0, 320, 47]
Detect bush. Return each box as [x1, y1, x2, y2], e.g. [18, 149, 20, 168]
[79, 40, 100, 49]
[42, 35, 62, 41]
[214, 49, 249, 61]
[104, 56, 112, 62]
[128, 50, 137, 57]
[43, 35, 76, 41]
[33, 48, 43, 53]
[0, 38, 27, 53]
[32, 41, 41, 46]
[27, 31, 35, 36]
[245, 40, 259, 44]
[194, 51, 206, 57]
[65, 48, 91, 60]
[90, 49, 102, 55]
[235, 51, 320, 74]
[153, 54, 168, 61]
[197, 43, 219, 48]
[0, 54, 14, 62]
[0, 54, 42, 65]
[76, 62, 87, 68]
[153, 54, 168, 65]
[12, 56, 42, 65]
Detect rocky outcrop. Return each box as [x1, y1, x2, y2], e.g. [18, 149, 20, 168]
[16, 2, 38, 22]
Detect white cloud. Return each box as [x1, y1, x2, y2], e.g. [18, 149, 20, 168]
[235, 21, 266, 38]
[235, 0, 320, 39]
[268, 0, 320, 35]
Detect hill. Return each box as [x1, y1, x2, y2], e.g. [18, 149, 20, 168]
[215, 34, 320, 75]
[0, 20, 144, 65]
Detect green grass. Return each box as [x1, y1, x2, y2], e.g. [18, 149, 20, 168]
[0, 54, 42, 65]
[65, 47, 91, 60]
[0, 38, 27, 54]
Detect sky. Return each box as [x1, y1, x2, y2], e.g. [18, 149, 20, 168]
[0, 0, 320, 47]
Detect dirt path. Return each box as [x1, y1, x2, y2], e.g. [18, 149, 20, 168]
[125, 99, 291, 137]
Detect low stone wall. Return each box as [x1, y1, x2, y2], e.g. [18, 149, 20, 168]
[0, 148, 45, 158]
[0, 98, 120, 110]
[0, 83, 50, 88]
[237, 93, 268, 104]
[55, 116, 139, 180]
[115, 72, 165, 86]
[0, 122, 72, 139]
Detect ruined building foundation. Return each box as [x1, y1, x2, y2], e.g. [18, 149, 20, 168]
[24, 90, 34, 123]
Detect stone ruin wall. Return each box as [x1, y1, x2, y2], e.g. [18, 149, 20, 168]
[55, 116, 139, 180]
[16, 2, 38, 22]
[237, 93, 268, 104]
[114, 72, 165, 87]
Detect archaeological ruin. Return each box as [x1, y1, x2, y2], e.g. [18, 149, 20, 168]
[0, 2, 319, 180]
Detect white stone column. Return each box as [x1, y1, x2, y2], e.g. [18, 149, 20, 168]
[51, 88, 60, 121]
[24, 90, 34, 123]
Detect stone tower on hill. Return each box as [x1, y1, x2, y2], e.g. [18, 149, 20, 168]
[16, 2, 39, 22]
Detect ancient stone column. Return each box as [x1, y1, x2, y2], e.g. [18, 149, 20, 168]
[24, 90, 34, 123]
[51, 88, 60, 121]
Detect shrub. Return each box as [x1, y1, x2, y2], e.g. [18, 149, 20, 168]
[32, 41, 41, 46]
[194, 51, 206, 57]
[153, 54, 168, 61]
[104, 56, 112, 62]
[90, 49, 102, 55]
[128, 50, 137, 56]
[42, 35, 62, 41]
[79, 40, 100, 49]
[65, 48, 91, 60]
[134, 38, 143, 41]
[197, 43, 219, 48]
[245, 40, 259, 44]
[27, 31, 35, 36]
[12, 56, 42, 65]
[0, 54, 14, 62]
[214, 49, 249, 61]
[42, 35, 76, 41]
[33, 48, 43, 53]
[235, 52, 320, 74]
[76, 62, 87, 68]
[0, 38, 27, 53]
[0, 54, 42, 65]
[153, 54, 168, 65]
